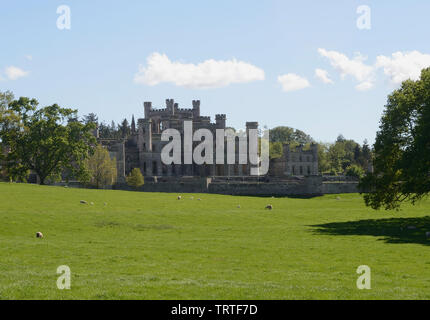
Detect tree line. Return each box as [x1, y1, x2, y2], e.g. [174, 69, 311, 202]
[0, 92, 143, 189]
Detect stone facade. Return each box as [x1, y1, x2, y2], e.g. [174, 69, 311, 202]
[269, 144, 319, 177]
[99, 99, 319, 181]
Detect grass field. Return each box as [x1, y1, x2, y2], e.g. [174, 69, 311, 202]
[0, 182, 429, 300]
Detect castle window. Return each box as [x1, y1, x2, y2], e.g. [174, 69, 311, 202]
[307, 166, 311, 175]
[152, 144, 156, 152]
[300, 166, 303, 175]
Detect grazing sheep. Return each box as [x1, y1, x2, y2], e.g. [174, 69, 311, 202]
[265, 204, 273, 210]
[90, 202, 94, 205]
[197, 198, 201, 201]
[177, 196, 182, 200]
[237, 205, 241, 208]
[36, 232, 43, 239]
[336, 196, 341, 201]
[80, 200, 87, 204]
[190, 196, 194, 200]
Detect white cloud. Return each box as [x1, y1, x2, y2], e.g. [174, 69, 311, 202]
[277, 73, 310, 92]
[5, 66, 29, 80]
[355, 81, 373, 91]
[134, 52, 265, 89]
[318, 48, 374, 90]
[315, 68, 333, 84]
[25, 55, 33, 61]
[375, 51, 430, 84]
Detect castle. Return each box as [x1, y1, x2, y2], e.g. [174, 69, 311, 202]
[98, 99, 319, 183]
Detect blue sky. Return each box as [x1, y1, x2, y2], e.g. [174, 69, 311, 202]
[1, 0, 430, 143]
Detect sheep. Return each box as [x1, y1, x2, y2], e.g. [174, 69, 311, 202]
[190, 196, 194, 200]
[177, 196, 182, 200]
[36, 232, 43, 239]
[265, 204, 273, 210]
[237, 205, 241, 208]
[90, 202, 94, 206]
[80, 200, 87, 204]
[197, 198, 201, 201]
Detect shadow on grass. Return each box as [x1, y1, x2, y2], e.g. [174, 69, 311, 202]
[310, 216, 430, 246]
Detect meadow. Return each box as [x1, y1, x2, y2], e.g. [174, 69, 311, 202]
[0, 182, 429, 299]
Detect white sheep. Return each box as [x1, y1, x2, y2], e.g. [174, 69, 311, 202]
[36, 232, 43, 238]
[177, 196, 182, 200]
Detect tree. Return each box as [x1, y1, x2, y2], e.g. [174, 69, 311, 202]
[317, 142, 331, 173]
[119, 118, 130, 138]
[83, 113, 98, 125]
[85, 144, 117, 188]
[360, 68, 430, 210]
[270, 126, 314, 145]
[0, 97, 96, 184]
[346, 164, 364, 179]
[126, 168, 144, 188]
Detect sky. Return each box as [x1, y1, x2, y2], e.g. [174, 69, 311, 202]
[1, 0, 430, 144]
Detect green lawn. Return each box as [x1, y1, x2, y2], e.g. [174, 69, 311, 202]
[0, 182, 429, 299]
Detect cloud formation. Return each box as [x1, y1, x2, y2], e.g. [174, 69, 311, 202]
[4, 66, 29, 80]
[277, 73, 310, 92]
[318, 48, 374, 90]
[315, 68, 333, 84]
[134, 53, 265, 89]
[375, 51, 430, 84]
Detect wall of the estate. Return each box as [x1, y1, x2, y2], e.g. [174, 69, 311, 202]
[321, 182, 360, 194]
[52, 176, 361, 195]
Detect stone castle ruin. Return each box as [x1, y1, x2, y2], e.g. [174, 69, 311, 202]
[98, 99, 358, 195]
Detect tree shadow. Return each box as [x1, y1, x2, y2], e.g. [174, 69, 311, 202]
[310, 216, 430, 246]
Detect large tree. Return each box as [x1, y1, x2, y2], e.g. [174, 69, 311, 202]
[360, 68, 430, 210]
[0, 97, 96, 184]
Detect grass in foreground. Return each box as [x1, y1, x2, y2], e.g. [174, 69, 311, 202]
[0, 182, 429, 299]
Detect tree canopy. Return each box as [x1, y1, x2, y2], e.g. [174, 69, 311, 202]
[0, 96, 96, 184]
[359, 68, 430, 210]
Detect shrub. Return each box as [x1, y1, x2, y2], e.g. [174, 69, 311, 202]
[126, 168, 144, 188]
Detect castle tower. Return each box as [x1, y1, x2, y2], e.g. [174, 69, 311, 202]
[215, 114, 226, 129]
[144, 102, 152, 119]
[192, 100, 200, 118]
[166, 99, 175, 115]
